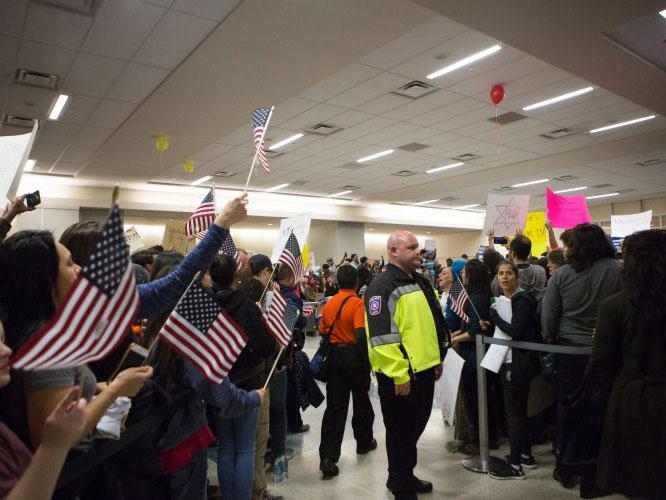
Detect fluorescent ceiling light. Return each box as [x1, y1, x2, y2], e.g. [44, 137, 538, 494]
[24, 159, 36, 171]
[426, 161, 464, 174]
[522, 86, 594, 111]
[511, 178, 549, 188]
[660, 9, 666, 18]
[589, 115, 655, 133]
[357, 149, 394, 163]
[586, 192, 620, 200]
[450, 204, 481, 209]
[554, 186, 588, 194]
[190, 175, 211, 185]
[269, 133, 304, 150]
[329, 190, 352, 198]
[266, 183, 290, 192]
[48, 94, 69, 120]
[413, 199, 438, 206]
[427, 44, 502, 79]
[368, 228, 374, 231]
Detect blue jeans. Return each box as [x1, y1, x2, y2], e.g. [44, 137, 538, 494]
[216, 406, 259, 500]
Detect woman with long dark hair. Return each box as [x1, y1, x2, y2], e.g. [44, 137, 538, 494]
[589, 229, 666, 499]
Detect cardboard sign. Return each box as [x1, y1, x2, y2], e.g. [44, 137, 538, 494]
[483, 194, 530, 236]
[546, 187, 591, 229]
[611, 210, 652, 238]
[271, 213, 312, 263]
[0, 122, 38, 200]
[524, 211, 549, 255]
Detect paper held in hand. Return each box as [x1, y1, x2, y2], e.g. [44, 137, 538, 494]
[481, 296, 513, 374]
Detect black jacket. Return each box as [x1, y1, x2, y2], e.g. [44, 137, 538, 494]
[216, 289, 277, 390]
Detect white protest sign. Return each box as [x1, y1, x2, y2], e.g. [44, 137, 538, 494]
[481, 295, 513, 373]
[0, 122, 39, 200]
[424, 239, 437, 251]
[611, 210, 652, 238]
[483, 194, 530, 236]
[271, 213, 312, 263]
[434, 348, 465, 424]
[124, 226, 144, 253]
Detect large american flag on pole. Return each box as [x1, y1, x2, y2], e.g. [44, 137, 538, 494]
[159, 282, 248, 384]
[263, 289, 298, 347]
[450, 275, 470, 323]
[252, 107, 271, 173]
[12, 203, 139, 370]
[278, 232, 303, 281]
[186, 189, 215, 239]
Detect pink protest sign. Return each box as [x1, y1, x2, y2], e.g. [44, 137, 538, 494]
[546, 187, 592, 228]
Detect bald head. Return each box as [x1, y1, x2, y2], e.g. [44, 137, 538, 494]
[387, 230, 421, 274]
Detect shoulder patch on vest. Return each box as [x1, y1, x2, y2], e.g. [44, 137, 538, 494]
[368, 295, 381, 315]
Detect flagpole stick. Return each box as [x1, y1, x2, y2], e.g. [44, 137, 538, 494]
[243, 106, 275, 194]
[455, 273, 483, 321]
[112, 185, 119, 203]
[263, 345, 285, 390]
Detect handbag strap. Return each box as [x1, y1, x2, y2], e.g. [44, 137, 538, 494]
[325, 295, 353, 338]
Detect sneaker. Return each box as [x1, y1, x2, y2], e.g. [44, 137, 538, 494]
[489, 461, 526, 480]
[286, 448, 295, 460]
[505, 454, 537, 470]
[320, 458, 339, 479]
[356, 438, 378, 455]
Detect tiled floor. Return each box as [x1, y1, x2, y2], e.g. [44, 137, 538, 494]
[211, 337, 626, 499]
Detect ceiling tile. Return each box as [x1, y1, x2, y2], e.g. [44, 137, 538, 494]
[335, 116, 398, 140]
[106, 62, 169, 102]
[171, 0, 240, 21]
[61, 145, 97, 163]
[0, 0, 29, 38]
[4, 84, 55, 120]
[409, 97, 486, 126]
[23, 2, 92, 50]
[192, 142, 235, 161]
[37, 121, 81, 145]
[82, 0, 165, 60]
[72, 126, 113, 147]
[31, 142, 65, 162]
[270, 97, 319, 126]
[286, 136, 348, 157]
[382, 88, 461, 121]
[298, 63, 381, 102]
[52, 161, 84, 175]
[133, 10, 216, 70]
[326, 72, 409, 108]
[86, 99, 136, 128]
[63, 53, 126, 97]
[355, 93, 411, 115]
[140, 0, 174, 7]
[354, 121, 422, 145]
[16, 40, 77, 79]
[60, 95, 100, 125]
[0, 35, 19, 83]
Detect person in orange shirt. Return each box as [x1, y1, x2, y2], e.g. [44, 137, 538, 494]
[318, 265, 376, 478]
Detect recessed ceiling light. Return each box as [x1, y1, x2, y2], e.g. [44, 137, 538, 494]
[329, 190, 352, 197]
[266, 183, 290, 192]
[586, 192, 620, 200]
[511, 178, 549, 188]
[426, 161, 464, 174]
[426, 44, 501, 79]
[190, 175, 212, 185]
[368, 228, 374, 231]
[660, 9, 666, 18]
[269, 133, 304, 150]
[413, 199, 438, 206]
[589, 115, 655, 133]
[267, 223, 273, 226]
[48, 94, 69, 120]
[24, 159, 36, 171]
[357, 149, 395, 163]
[522, 86, 594, 111]
[554, 186, 588, 194]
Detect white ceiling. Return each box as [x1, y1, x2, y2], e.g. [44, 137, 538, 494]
[1, 0, 665, 211]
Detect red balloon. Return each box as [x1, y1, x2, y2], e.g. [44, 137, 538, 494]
[490, 84, 505, 105]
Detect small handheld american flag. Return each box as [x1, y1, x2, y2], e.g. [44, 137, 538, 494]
[278, 232, 303, 282]
[263, 289, 298, 347]
[450, 275, 470, 323]
[219, 232, 242, 269]
[12, 203, 139, 370]
[186, 188, 216, 239]
[159, 282, 248, 384]
[252, 107, 271, 173]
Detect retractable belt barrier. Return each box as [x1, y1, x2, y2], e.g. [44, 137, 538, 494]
[56, 390, 195, 489]
[461, 335, 591, 474]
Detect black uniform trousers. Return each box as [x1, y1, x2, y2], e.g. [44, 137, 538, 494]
[377, 367, 435, 487]
[319, 345, 375, 462]
[499, 364, 531, 464]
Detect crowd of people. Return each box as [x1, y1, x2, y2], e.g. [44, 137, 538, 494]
[0, 192, 664, 500]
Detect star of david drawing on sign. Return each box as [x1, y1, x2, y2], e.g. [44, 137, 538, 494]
[494, 197, 523, 233]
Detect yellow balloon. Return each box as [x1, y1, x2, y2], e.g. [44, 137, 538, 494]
[302, 243, 310, 267]
[183, 160, 195, 174]
[155, 135, 169, 152]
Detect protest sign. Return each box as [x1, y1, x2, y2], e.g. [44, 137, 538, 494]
[483, 194, 530, 236]
[546, 187, 591, 228]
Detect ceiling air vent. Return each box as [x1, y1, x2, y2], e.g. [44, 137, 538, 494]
[291, 180, 309, 186]
[488, 112, 527, 125]
[541, 128, 576, 139]
[553, 174, 578, 181]
[495, 186, 515, 192]
[592, 183, 614, 189]
[636, 158, 666, 167]
[452, 153, 480, 162]
[391, 170, 417, 177]
[392, 80, 438, 99]
[305, 122, 342, 136]
[214, 171, 235, 178]
[340, 162, 361, 170]
[341, 185, 358, 190]
[617, 188, 636, 194]
[33, 0, 102, 16]
[441, 196, 459, 202]
[3, 115, 36, 128]
[265, 150, 283, 159]
[15, 69, 59, 89]
[397, 142, 430, 152]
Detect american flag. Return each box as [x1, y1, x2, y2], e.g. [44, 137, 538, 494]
[186, 189, 215, 239]
[450, 275, 470, 323]
[159, 282, 248, 384]
[278, 233, 303, 281]
[263, 289, 298, 347]
[219, 232, 242, 269]
[12, 203, 139, 370]
[252, 107, 271, 173]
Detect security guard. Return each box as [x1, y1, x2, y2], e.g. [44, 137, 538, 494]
[364, 230, 449, 500]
